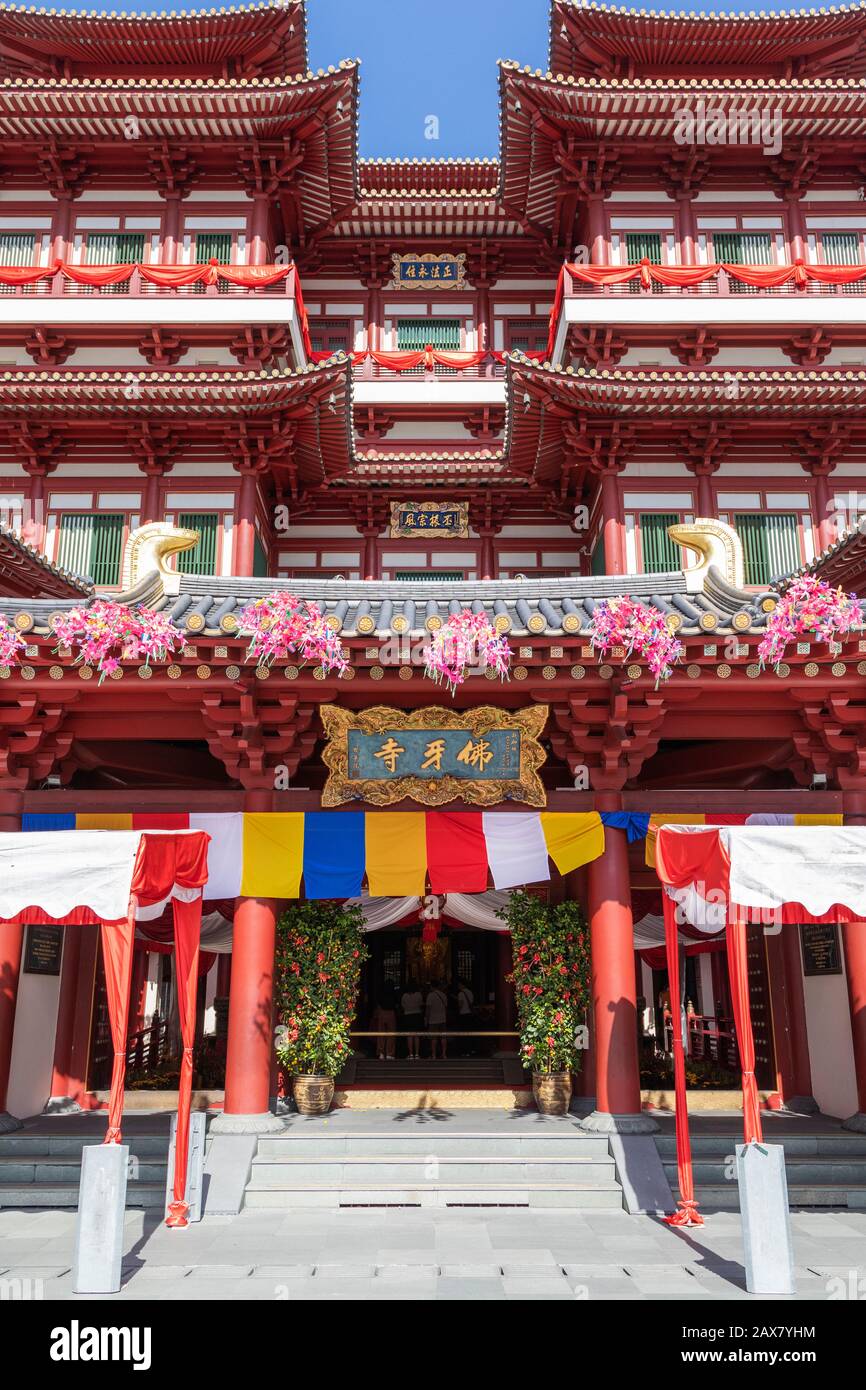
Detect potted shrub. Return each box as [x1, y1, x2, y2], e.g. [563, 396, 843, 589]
[273, 901, 368, 1115]
[499, 891, 591, 1115]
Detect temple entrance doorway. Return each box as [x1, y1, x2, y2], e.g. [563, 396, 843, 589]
[346, 925, 519, 1086]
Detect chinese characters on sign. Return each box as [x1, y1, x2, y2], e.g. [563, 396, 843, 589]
[319, 705, 548, 807]
[388, 252, 466, 290]
[350, 727, 521, 782]
[389, 500, 469, 539]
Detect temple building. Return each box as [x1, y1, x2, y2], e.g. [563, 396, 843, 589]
[1, 0, 866, 1213]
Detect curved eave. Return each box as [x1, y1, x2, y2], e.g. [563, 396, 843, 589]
[0, 2, 308, 81]
[0, 523, 92, 600]
[549, 1, 866, 81]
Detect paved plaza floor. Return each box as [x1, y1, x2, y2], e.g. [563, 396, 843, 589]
[2, 1204, 865, 1302]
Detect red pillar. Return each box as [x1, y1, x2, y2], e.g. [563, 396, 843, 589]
[765, 927, 816, 1113]
[676, 195, 697, 266]
[586, 195, 607, 265]
[250, 192, 270, 266]
[234, 466, 259, 578]
[842, 921, 866, 1130]
[785, 195, 807, 265]
[141, 465, 164, 525]
[366, 282, 382, 353]
[47, 925, 83, 1109]
[162, 192, 182, 263]
[363, 529, 380, 580]
[23, 465, 48, 550]
[690, 463, 717, 519]
[479, 530, 496, 581]
[212, 788, 283, 1133]
[52, 195, 72, 266]
[0, 790, 23, 1129]
[582, 794, 654, 1132]
[598, 467, 625, 576]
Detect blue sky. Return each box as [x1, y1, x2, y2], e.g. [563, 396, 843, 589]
[59, 0, 822, 158]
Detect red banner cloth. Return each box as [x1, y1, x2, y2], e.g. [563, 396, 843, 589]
[213, 263, 291, 288]
[100, 905, 137, 1145]
[0, 263, 55, 285]
[59, 262, 138, 286]
[564, 258, 866, 292]
[130, 832, 208, 1228]
[425, 812, 489, 894]
[662, 893, 703, 1226]
[726, 919, 764, 1146]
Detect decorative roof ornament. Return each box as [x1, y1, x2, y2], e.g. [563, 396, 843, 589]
[118, 522, 199, 599]
[667, 518, 746, 593]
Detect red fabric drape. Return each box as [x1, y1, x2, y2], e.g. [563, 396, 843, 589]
[564, 258, 866, 291]
[212, 263, 291, 288]
[725, 920, 764, 1146]
[0, 264, 55, 285]
[426, 811, 489, 894]
[661, 893, 703, 1226]
[100, 902, 137, 1144]
[292, 267, 313, 359]
[165, 896, 201, 1228]
[59, 262, 138, 286]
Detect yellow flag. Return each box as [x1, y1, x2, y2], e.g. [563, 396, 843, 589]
[365, 814, 427, 896]
[241, 813, 305, 897]
[540, 813, 605, 875]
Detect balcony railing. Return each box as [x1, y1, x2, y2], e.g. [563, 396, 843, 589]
[0, 266, 300, 298]
[563, 262, 866, 299]
[352, 352, 506, 381]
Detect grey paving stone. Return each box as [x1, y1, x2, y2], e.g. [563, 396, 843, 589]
[503, 1277, 575, 1301]
[1, 1264, 69, 1278]
[562, 1263, 628, 1278]
[501, 1262, 565, 1278]
[436, 1277, 506, 1300]
[122, 1264, 191, 1279]
[376, 1264, 439, 1279]
[314, 1262, 377, 1279]
[184, 1263, 253, 1279]
[250, 1265, 315, 1279]
[440, 1263, 503, 1278]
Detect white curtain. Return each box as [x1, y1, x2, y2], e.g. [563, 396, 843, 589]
[443, 890, 511, 931]
[345, 893, 420, 931]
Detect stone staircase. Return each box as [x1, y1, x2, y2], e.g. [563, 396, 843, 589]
[657, 1131, 866, 1210]
[351, 1058, 509, 1088]
[0, 1132, 169, 1208]
[244, 1120, 624, 1210]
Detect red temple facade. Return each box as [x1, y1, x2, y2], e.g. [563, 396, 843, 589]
[0, 1, 865, 1166]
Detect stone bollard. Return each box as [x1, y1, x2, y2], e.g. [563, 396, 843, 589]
[737, 1142, 796, 1296]
[72, 1143, 129, 1295]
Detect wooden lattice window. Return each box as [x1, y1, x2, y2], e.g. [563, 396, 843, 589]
[83, 232, 146, 294]
[176, 512, 218, 575]
[639, 513, 680, 574]
[505, 318, 549, 353]
[309, 318, 352, 354]
[57, 513, 125, 587]
[734, 513, 801, 586]
[713, 232, 773, 295]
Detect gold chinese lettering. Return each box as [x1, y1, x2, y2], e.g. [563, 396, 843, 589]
[374, 737, 405, 773]
[421, 738, 446, 772]
[457, 737, 493, 772]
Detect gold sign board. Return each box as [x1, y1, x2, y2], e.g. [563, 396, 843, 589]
[389, 500, 469, 539]
[388, 252, 466, 290]
[320, 705, 548, 808]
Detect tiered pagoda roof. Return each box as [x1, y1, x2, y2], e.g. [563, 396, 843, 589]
[549, 1, 866, 80]
[0, 2, 308, 80]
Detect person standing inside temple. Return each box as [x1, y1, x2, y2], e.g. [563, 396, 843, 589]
[425, 979, 449, 1060]
[372, 985, 397, 1061]
[400, 983, 423, 1060]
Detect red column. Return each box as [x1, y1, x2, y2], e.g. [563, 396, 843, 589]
[598, 467, 625, 576]
[250, 192, 270, 266]
[162, 192, 182, 263]
[67, 925, 100, 1110]
[677, 195, 697, 266]
[842, 920, 866, 1130]
[23, 465, 48, 550]
[479, 530, 496, 581]
[141, 465, 164, 525]
[785, 195, 807, 265]
[0, 790, 23, 1130]
[363, 529, 380, 580]
[582, 794, 654, 1132]
[52, 195, 72, 265]
[366, 283, 382, 353]
[234, 466, 259, 578]
[586, 195, 607, 265]
[476, 281, 492, 353]
[47, 925, 83, 1110]
[765, 927, 816, 1113]
[212, 788, 283, 1133]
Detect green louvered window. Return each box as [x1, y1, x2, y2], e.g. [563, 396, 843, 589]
[396, 318, 461, 350]
[714, 232, 773, 296]
[194, 232, 233, 294]
[0, 233, 36, 296]
[57, 513, 125, 587]
[84, 232, 146, 294]
[394, 570, 464, 581]
[734, 513, 801, 587]
[176, 512, 218, 576]
[625, 232, 663, 294]
[639, 513, 680, 574]
[822, 231, 864, 295]
[253, 532, 269, 578]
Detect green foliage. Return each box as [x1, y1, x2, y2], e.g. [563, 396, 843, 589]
[273, 901, 369, 1078]
[497, 891, 591, 1075]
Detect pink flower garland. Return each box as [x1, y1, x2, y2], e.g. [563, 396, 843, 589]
[758, 575, 861, 672]
[589, 595, 684, 686]
[0, 616, 26, 668]
[423, 610, 511, 695]
[52, 600, 187, 683]
[239, 591, 348, 676]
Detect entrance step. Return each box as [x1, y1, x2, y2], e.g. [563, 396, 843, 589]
[351, 1059, 509, 1087]
[656, 1131, 866, 1210]
[0, 1133, 170, 1209]
[244, 1126, 624, 1211]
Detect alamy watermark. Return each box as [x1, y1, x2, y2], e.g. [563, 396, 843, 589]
[674, 101, 783, 158]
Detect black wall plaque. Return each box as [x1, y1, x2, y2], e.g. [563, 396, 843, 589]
[800, 923, 843, 977]
[23, 923, 63, 976]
